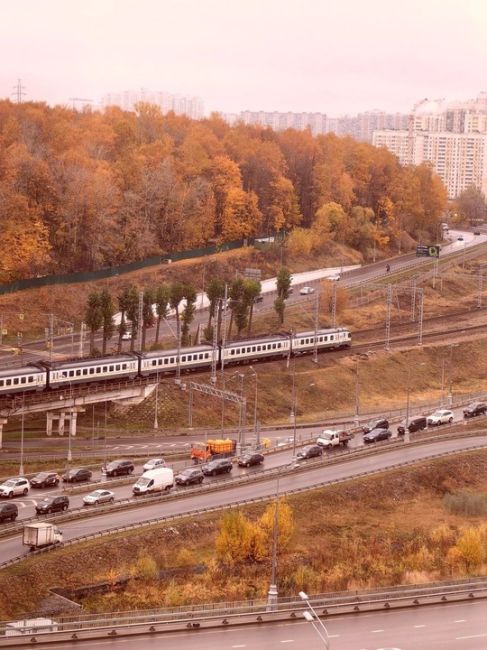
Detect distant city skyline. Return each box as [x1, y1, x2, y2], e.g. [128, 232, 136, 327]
[0, 0, 485, 116]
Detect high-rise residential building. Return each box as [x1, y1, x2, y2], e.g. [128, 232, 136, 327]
[236, 110, 329, 136]
[101, 89, 204, 120]
[373, 93, 487, 198]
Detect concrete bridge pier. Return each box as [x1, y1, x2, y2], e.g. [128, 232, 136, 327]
[46, 408, 85, 438]
[0, 418, 7, 449]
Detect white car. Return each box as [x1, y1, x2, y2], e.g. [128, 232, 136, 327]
[327, 273, 341, 281]
[299, 286, 315, 295]
[143, 457, 166, 471]
[0, 477, 30, 498]
[427, 409, 454, 426]
[83, 489, 115, 506]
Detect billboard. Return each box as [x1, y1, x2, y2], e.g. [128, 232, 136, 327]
[416, 244, 440, 258]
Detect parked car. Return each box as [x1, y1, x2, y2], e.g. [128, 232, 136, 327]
[0, 477, 30, 498]
[463, 402, 487, 418]
[299, 286, 315, 295]
[254, 294, 264, 303]
[30, 472, 60, 489]
[202, 458, 233, 476]
[103, 459, 134, 477]
[35, 495, 69, 515]
[397, 416, 428, 435]
[427, 409, 454, 426]
[457, 236, 464, 241]
[362, 418, 389, 434]
[62, 468, 92, 483]
[474, 231, 481, 236]
[83, 489, 115, 506]
[143, 458, 165, 471]
[0, 503, 18, 523]
[364, 428, 392, 443]
[238, 453, 265, 467]
[296, 445, 323, 460]
[175, 467, 205, 486]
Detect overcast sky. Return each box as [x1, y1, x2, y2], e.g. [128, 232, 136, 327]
[0, 0, 485, 115]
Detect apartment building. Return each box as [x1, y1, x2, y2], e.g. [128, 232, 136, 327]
[101, 89, 204, 120]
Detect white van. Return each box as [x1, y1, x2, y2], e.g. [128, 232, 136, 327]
[132, 467, 174, 495]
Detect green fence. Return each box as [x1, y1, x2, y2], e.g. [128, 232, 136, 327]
[0, 236, 285, 296]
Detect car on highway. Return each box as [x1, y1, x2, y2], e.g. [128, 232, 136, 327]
[397, 416, 428, 435]
[299, 286, 315, 295]
[0, 477, 30, 498]
[363, 428, 392, 443]
[457, 236, 464, 241]
[0, 503, 18, 523]
[175, 467, 205, 486]
[83, 489, 115, 506]
[143, 458, 165, 471]
[62, 468, 92, 483]
[474, 231, 481, 236]
[362, 418, 389, 434]
[463, 402, 487, 418]
[202, 458, 233, 476]
[427, 409, 454, 426]
[238, 452, 265, 467]
[327, 272, 341, 281]
[296, 445, 323, 460]
[30, 472, 60, 489]
[103, 459, 135, 477]
[35, 495, 69, 515]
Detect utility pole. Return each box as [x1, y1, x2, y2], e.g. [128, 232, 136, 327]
[137, 290, 144, 353]
[331, 281, 337, 328]
[153, 371, 159, 430]
[478, 270, 483, 308]
[79, 322, 86, 358]
[313, 290, 319, 364]
[12, 79, 26, 103]
[385, 283, 392, 351]
[417, 288, 424, 346]
[49, 313, 54, 361]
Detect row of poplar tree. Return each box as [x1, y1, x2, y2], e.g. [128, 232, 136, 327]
[84, 268, 293, 356]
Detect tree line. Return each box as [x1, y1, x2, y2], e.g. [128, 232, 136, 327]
[84, 271, 302, 355]
[0, 100, 448, 281]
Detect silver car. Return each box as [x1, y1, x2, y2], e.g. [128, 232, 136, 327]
[0, 477, 30, 498]
[83, 489, 115, 506]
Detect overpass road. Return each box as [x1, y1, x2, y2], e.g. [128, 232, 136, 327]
[15, 599, 487, 649]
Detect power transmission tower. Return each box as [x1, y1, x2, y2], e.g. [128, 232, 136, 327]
[12, 79, 26, 103]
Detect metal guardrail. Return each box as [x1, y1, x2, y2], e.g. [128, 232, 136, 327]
[2, 577, 487, 645]
[0, 431, 485, 569]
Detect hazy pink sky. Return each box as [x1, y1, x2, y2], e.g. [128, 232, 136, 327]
[0, 0, 485, 115]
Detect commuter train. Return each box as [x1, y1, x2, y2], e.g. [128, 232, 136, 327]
[0, 327, 351, 397]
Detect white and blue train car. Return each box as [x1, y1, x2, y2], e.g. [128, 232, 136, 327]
[222, 334, 290, 367]
[0, 366, 47, 397]
[292, 328, 351, 355]
[46, 355, 139, 389]
[139, 345, 216, 377]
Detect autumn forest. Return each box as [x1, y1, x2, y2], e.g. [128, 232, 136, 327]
[0, 100, 447, 280]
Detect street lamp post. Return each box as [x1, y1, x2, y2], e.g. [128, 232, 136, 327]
[354, 359, 360, 427]
[248, 366, 258, 443]
[19, 394, 25, 476]
[153, 371, 159, 430]
[299, 591, 330, 649]
[267, 473, 280, 610]
[67, 382, 73, 463]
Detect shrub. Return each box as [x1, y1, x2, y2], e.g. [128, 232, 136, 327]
[443, 492, 487, 516]
[131, 552, 158, 579]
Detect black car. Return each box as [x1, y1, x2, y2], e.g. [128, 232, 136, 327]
[35, 495, 69, 515]
[202, 458, 233, 476]
[296, 445, 323, 460]
[364, 428, 392, 443]
[62, 467, 92, 483]
[362, 418, 389, 434]
[30, 472, 60, 489]
[238, 453, 265, 467]
[397, 416, 428, 435]
[0, 503, 18, 523]
[463, 402, 487, 418]
[175, 468, 205, 486]
[104, 459, 135, 477]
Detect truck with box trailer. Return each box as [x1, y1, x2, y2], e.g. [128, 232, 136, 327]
[23, 523, 63, 551]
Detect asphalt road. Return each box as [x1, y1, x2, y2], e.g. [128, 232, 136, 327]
[1, 434, 485, 564]
[17, 599, 487, 649]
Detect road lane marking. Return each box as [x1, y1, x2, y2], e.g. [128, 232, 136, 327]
[456, 633, 487, 640]
[280, 641, 294, 644]
[231, 645, 246, 648]
[371, 629, 384, 632]
[414, 624, 426, 628]
[455, 619, 466, 622]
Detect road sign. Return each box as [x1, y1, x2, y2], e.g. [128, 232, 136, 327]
[416, 244, 440, 258]
[244, 268, 262, 280]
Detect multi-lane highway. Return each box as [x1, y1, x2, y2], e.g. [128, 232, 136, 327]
[11, 597, 487, 649]
[1, 434, 486, 565]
